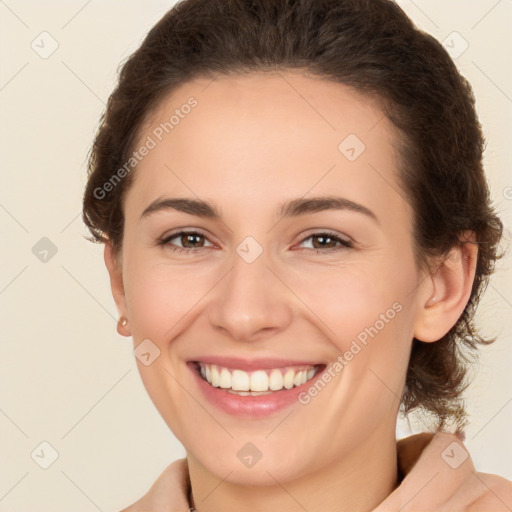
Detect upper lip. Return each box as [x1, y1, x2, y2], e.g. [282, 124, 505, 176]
[189, 356, 324, 371]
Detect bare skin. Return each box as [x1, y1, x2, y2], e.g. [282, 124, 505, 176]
[105, 70, 478, 512]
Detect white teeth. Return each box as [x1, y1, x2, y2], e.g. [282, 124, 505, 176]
[231, 369, 250, 391]
[283, 369, 295, 389]
[269, 369, 284, 390]
[219, 368, 231, 389]
[197, 363, 320, 393]
[210, 366, 220, 387]
[250, 370, 269, 392]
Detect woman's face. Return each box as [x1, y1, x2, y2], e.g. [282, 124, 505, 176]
[110, 71, 431, 484]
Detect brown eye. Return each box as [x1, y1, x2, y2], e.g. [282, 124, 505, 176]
[299, 232, 353, 252]
[159, 230, 214, 253]
[179, 232, 205, 248]
[311, 234, 338, 249]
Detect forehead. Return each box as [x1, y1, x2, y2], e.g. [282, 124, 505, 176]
[127, 70, 410, 226]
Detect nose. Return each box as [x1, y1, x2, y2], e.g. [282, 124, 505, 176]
[207, 248, 294, 343]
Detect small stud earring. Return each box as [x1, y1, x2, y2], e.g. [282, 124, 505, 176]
[119, 316, 128, 327]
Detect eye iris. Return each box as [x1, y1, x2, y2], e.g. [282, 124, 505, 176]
[313, 235, 337, 249]
[182, 233, 203, 248]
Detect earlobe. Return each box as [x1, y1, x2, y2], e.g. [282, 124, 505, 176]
[104, 242, 132, 337]
[117, 315, 131, 337]
[413, 232, 478, 343]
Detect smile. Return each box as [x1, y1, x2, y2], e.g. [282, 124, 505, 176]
[188, 357, 327, 417]
[196, 362, 322, 395]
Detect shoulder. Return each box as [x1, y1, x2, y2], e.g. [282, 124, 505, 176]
[393, 432, 512, 511]
[453, 472, 512, 511]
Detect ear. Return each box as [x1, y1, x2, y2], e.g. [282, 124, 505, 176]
[104, 242, 131, 337]
[413, 231, 478, 343]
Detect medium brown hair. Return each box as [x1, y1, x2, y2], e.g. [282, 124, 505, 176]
[83, 0, 504, 428]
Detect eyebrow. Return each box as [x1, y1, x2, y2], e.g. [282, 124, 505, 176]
[140, 196, 379, 224]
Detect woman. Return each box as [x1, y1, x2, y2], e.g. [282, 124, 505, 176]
[82, 0, 511, 510]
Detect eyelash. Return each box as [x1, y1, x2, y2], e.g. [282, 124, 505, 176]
[157, 230, 353, 255]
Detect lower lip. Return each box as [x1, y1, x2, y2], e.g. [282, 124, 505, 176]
[188, 362, 325, 418]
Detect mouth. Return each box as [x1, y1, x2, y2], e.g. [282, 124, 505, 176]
[188, 358, 327, 417]
[193, 361, 323, 395]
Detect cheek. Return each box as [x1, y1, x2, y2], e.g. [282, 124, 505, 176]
[284, 260, 416, 392]
[122, 253, 217, 342]
[285, 263, 403, 344]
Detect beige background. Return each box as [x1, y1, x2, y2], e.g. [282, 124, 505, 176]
[0, 0, 511, 510]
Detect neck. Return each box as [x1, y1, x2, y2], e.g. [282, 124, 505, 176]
[187, 429, 398, 512]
